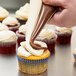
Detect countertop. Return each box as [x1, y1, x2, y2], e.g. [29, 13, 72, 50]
[0, 26, 76, 76]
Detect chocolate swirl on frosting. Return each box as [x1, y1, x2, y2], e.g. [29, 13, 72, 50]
[30, 3, 57, 50]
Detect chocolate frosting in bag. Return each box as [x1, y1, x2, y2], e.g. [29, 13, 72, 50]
[30, 3, 57, 49]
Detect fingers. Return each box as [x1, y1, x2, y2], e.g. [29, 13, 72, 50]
[42, 0, 66, 7]
[42, 0, 75, 27]
[48, 9, 74, 27]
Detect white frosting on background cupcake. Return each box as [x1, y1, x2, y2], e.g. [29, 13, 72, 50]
[38, 29, 57, 39]
[19, 24, 27, 34]
[0, 30, 16, 42]
[0, 23, 9, 31]
[56, 27, 72, 34]
[0, 7, 9, 18]
[2, 17, 20, 26]
[16, 3, 30, 20]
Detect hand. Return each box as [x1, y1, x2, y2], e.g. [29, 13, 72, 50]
[43, 0, 76, 27]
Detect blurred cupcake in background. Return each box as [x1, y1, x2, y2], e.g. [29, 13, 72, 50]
[73, 48, 76, 62]
[16, 24, 27, 47]
[0, 23, 9, 31]
[2, 17, 20, 32]
[17, 41, 50, 74]
[55, 27, 72, 45]
[36, 29, 57, 54]
[16, 3, 30, 25]
[0, 30, 17, 54]
[0, 7, 9, 22]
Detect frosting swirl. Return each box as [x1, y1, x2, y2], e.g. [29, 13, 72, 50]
[19, 24, 27, 35]
[16, 3, 30, 20]
[2, 17, 20, 26]
[38, 29, 57, 39]
[0, 7, 9, 18]
[18, 41, 47, 57]
[0, 30, 16, 42]
[0, 23, 9, 31]
[56, 27, 72, 34]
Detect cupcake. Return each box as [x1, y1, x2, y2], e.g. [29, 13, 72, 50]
[16, 24, 27, 47]
[16, 3, 30, 25]
[0, 7, 9, 22]
[0, 23, 9, 31]
[0, 30, 17, 54]
[56, 27, 72, 44]
[73, 49, 76, 62]
[17, 41, 50, 74]
[36, 29, 57, 54]
[2, 17, 20, 32]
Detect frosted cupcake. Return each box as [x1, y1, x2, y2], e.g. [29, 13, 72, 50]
[36, 29, 57, 54]
[0, 7, 9, 22]
[0, 23, 9, 31]
[16, 3, 30, 25]
[56, 27, 72, 44]
[17, 41, 50, 74]
[16, 24, 27, 46]
[16, 0, 54, 74]
[0, 30, 17, 54]
[2, 17, 20, 32]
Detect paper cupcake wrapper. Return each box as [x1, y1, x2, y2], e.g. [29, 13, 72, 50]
[17, 19, 27, 25]
[17, 54, 49, 74]
[56, 32, 72, 44]
[17, 54, 48, 64]
[16, 31, 25, 38]
[0, 39, 17, 54]
[16, 31, 25, 47]
[18, 70, 47, 76]
[8, 25, 20, 33]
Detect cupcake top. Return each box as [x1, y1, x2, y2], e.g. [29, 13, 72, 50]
[0, 30, 16, 42]
[2, 17, 20, 26]
[17, 41, 50, 60]
[56, 27, 72, 34]
[38, 29, 57, 39]
[16, 3, 30, 20]
[73, 49, 76, 55]
[0, 7, 9, 18]
[19, 24, 27, 34]
[0, 23, 9, 31]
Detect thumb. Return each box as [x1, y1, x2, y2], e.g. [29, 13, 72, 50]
[42, 0, 65, 7]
